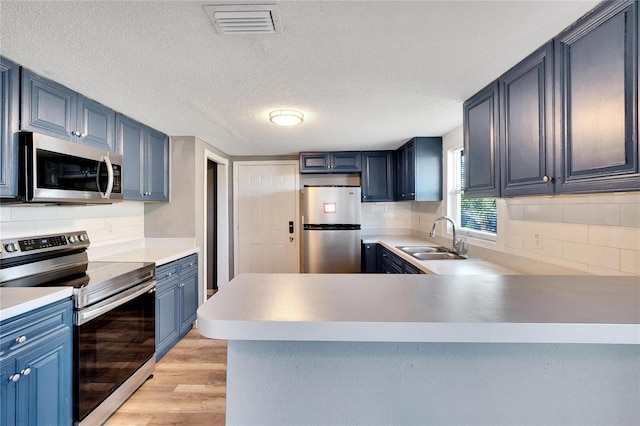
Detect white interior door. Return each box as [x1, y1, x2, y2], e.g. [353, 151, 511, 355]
[234, 161, 299, 274]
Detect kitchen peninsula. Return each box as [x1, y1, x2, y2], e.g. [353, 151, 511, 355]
[198, 273, 640, 425]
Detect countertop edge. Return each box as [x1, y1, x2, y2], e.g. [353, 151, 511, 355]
[196, 317, 640, 345]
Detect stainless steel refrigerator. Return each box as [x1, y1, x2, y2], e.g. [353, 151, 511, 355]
[302, 185, 361, 273]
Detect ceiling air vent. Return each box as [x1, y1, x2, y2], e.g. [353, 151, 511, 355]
[204, 4, 283, 35]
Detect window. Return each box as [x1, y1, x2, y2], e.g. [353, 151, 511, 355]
[448, 148, 497, 238]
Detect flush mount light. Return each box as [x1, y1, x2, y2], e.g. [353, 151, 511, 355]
[269, 110, 304, 126]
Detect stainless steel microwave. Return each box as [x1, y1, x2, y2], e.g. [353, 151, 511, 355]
[19, 132, 123, 204]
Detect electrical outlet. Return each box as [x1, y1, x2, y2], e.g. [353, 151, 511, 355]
[533, 229, 543, 250]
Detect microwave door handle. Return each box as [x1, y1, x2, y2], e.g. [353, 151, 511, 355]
[99, 155, 114, 198]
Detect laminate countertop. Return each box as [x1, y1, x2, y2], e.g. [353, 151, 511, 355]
[197, 273, 640, 345]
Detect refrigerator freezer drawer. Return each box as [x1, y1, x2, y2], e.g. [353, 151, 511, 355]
[303, 229, 361, 273]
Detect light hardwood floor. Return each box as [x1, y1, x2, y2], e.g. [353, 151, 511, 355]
[105, 329, 227, 425]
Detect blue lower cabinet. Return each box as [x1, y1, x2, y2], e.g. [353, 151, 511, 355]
[156, 254, 199, 361]
[0, 299, 73, 426]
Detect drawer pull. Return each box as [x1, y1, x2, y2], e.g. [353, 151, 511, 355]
[15, 335, 27, 344]
[8, 374, 20, 382]
[21, 368, 31, 376]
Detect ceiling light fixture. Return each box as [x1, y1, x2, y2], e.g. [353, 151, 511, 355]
[269, 110, 304, 126]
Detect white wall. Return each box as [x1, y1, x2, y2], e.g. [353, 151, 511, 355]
[0, 202, 144, 246]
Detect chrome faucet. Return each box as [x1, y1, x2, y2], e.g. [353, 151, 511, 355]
[430, 216, 468, 256]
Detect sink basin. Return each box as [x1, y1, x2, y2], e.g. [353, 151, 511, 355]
[396, 246, 449, 254]
[411, 252, 465, 260]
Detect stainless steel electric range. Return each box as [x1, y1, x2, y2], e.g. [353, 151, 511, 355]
[0, 231, 156, 426]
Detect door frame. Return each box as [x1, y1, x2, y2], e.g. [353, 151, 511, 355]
[232, 160, 300, 276]
[203, 149, 230, 289]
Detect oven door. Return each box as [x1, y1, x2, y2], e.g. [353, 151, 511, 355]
[21, 132, 123, 203]
[73, 280, 155, 424]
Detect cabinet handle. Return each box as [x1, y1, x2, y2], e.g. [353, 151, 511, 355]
[15, 335, 27, 344]
[8, 374, 20, 382]
[542, 175, 551, 183]
[410, 192, 415, 196]
[21, 368, 31, 376]
[382, 254, 388, 258]
[177, 283, 184, 288]
[401, 193, 406, 197]
[81, 132, 87, 137]
[166, 272, 173, 277]
[188, 262, 194, 267]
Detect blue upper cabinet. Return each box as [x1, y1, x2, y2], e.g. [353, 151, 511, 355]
[147, 127, 170, 202]
[463, 81, 501, 198]
[361, 151, 394, 202]
[396, 137, 442, 202]
[500, 42, 554, 197]
[554, 0, 639, 194]
[300, 152, 361, 173]
[76, 94, 116, 152]
[116, 113, 169, 202]
[0, 57, 20, 198]
[21, 68, 116, 152]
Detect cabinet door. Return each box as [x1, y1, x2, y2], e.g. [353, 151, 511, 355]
[413, 137, 443, 201]
[361, 151, 394, 202]
[395, 145, 407, 200]
[116, 114, 145, 200]
[362, 243, 378, 273]
[404, 142, 415, 200]
[155, 278, 180, 361]
[500, 42, 554, 196]
[20, 69, 75, 141]
[330, 152, 361, 172]
[0, 358, 18, 426]
[179, 273, 198, 336]
[299, 152, 330, 173]
[16, 331, 72, 426]
[0, 57, 19, 198]
[76, 95, 115, 152]
[555, 1, 639, 193]
[463, 81, 501, 198]
[146, 128, 170, 202]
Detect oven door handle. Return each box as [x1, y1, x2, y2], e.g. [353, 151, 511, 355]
[76, 280, 156, 326]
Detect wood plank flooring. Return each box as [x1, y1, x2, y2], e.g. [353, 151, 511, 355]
[105, 329, 227, 425]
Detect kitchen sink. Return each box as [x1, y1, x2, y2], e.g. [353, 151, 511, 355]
[411, 252, 465, 260]
[395, 246, 449, 254]
[396, 245, 466, 260]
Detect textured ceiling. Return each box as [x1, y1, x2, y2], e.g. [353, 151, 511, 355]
[0, 0, 600, 156]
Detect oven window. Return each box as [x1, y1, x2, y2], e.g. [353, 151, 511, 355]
[74, 288, 155, 422]
[36, 149, 111, 192]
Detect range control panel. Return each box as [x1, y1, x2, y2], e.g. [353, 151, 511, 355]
[1, 231, 89, 260]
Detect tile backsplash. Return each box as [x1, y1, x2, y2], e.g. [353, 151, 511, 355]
[0, 202, 144, 246]
[503, 193, 639, 275]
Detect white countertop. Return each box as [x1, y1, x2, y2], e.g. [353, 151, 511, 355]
[94, 247, 199, 265]
[0, 287, 73, 321]
[197, 273, 640, 344]
[362, 235, 521, 275]
[89, 238, 199, 265]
